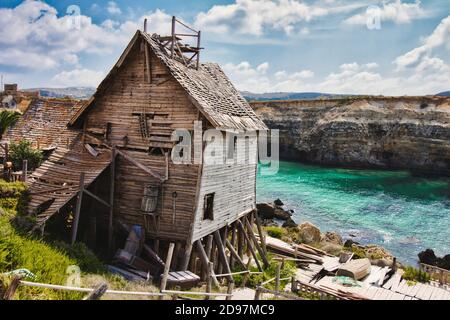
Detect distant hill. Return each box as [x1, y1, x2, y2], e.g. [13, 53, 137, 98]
[437, 91, 450, 97]
[23, 87, 96, 99]
[241, 91, 348, 101]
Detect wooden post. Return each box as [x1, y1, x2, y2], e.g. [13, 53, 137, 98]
[229, 223, 237, 268]
[217, 226, 228, 275]
[237, 220, 262, 272]
[275, 262, 281, 294]
[143, 18, 148, 33]
[291, 276, 296, 293]
[21, 159, 27, 182]
[144, 42, 151, 83]
[195, 240, 220, 288]
[84, 283, 107, 300]
[255, 213, 267, 255]
[71, 172, 85, 245]
[254, 286, 262, 300]
[245, 216, 269, 268]
[172, 242, 181, 270]
[213, 231, 233, 283]
[196, 31, 201, 70]
[108, 148, 116, 256]
[237, 221, 244, 259]
[180, 242, 193, 271]
[205, 262, 213, 300]
[203, 235, 213, 280]
[159, 242, 175, 300]
[3, 276, 21, 300]
[171, 16, 176, 59]
[225, 239, 246, 269]
[226, 280, 234, 301]
[241, 257, 253, 287]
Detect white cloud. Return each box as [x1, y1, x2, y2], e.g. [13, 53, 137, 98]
[394, 15, 450, 69]
[345, 0, 427, 26]
[223, 60, 449, 96]
[107, 1, 122, 15]
[0, 0, 174, 75]
[195, 0, 363, 37]
[51, 69, 105, 88]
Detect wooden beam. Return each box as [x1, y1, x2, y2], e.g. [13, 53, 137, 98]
[108, 147, 116, 256]
[244, 216, 269, 268]
[179, 242, 193, 271]
[229, 223, 237, 268]
[83, 189, 110, 208]
[195, 240, 220, 288]
[237, 219, 262, 272]
[3, 276, 21, 300]
[144, 42, 151, 83]
[225, 239, 246, 269]
[213, 231, 233, 283]
[71, 172, 85, 245]
[84, 283, 107, 300]
[159, 242, 175, 300]
[115, 148, 164, 181]
[255, 213, 267, 255]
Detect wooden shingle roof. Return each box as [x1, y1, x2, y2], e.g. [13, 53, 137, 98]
[69, 31, 267, 131]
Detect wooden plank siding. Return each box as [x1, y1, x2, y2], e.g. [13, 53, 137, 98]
[192, 134, 258, 241]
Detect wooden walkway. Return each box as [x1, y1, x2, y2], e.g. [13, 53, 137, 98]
[297, 265, 450, 300]
[27, 147, 113, 228]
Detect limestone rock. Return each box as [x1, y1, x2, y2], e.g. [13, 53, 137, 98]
[297, 222, 322, 244]
[282, 218, 297, 228]
[256, 203, 275, 219]
[324, 231, 343, 245]
[274, 198, 284, 206]
[273, 207, 292, 220]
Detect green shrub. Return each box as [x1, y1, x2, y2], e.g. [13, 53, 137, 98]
[264, 226, 286, 239]
[9, 140, 43, 171]
[402, 266, 430, 283]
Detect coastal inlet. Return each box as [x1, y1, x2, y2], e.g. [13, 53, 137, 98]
[256, 161, 450, 266]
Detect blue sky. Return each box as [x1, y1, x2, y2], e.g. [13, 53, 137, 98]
[0, 0, 449, 95]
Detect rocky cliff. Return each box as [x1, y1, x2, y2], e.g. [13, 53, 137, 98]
[251, 96, 450, 175]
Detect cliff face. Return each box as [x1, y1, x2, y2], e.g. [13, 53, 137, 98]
[251, 97, 450, 175]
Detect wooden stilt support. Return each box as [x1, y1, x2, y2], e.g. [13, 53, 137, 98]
[3, 276, 21, 300]
[205, 262, 213, 300]
[213, 231, 233, 283]
[159, 242, 175, 300]
[225, 239, 246, 269]
[226, 281, 234, 301]
[217, 226, 228, 275]
[180, 242, 192, 271]
[195, 240, 220, 288]
[229, 223, 237, 268]
[71, 172, 85, 245]
[237, 220, 262, 272]
[244, 216, 269, 268]
[275, 262, 281, 293]
[254, 213, 267, 255]
[237, 221, 244, 260]
[241, 257, 253, 287]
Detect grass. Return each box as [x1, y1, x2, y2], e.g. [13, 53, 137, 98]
[0, 179, 161, 300]
[264, 226, 286, 239]
[402, 266, 431, 284]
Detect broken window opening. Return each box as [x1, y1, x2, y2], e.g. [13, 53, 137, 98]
[203, 193, 215, 221]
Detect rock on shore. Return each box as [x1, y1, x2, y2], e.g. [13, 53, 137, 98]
[257, 201, 396, 266]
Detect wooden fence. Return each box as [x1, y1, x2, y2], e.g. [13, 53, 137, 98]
[420, 263, 450, 285]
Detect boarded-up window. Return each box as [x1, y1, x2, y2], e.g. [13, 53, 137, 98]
[203, 193, 215, 220]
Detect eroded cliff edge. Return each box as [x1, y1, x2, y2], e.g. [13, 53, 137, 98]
[251, 97, 450, 175]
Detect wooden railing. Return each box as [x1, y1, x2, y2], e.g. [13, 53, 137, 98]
[420, 263, 450, 285]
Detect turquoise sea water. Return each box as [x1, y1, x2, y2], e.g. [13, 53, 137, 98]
[257, 161, 450, 266]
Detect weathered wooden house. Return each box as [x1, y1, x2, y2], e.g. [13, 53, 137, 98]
[23, 21, 268, 279]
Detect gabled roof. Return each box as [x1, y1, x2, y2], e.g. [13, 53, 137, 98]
[69, 31, 267, 131]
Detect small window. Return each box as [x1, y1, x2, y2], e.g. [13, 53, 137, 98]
[203, 193, 215, 220]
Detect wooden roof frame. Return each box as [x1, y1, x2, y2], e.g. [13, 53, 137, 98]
[68, 31, 267, 131]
